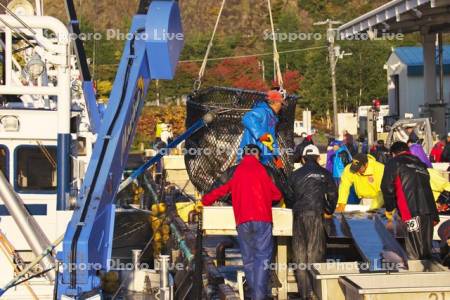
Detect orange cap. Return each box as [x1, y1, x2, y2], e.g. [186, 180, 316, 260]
[267, 90, 284, 102]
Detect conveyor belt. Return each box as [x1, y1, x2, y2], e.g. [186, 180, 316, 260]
[341, 213, 408, 271]
[324, 216, 352, 239]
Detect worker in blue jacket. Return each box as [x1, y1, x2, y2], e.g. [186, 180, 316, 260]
[332, 143, 352, 184]
[238, 89, 286, 168]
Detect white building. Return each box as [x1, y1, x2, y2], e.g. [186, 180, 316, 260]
[338, 0, 450, 134]
[385, 46, 450, 121]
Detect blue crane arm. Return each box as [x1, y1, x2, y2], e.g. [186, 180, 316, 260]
[57, 1, 184, 297]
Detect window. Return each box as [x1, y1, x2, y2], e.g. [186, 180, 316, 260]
[15, 145, 57, 193]
[0, 145, 8, 179]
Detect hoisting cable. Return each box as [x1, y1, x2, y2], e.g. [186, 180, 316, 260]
[266, 0, 284, 92]
[193, 0, 227, 91]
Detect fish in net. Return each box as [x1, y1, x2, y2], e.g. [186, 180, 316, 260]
[185, 86, 297, 194]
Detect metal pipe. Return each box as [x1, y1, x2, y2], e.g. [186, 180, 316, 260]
[35, 0, 43, 16]
[159, 255, 170, 300]
[132, 249, 142, 292]
[132, 249, 141, 270]
[56, 61, 72, 211]
[0, 15, 69, 51]
[0, 85, 59, 95]
[5, 29, 11, 85]
[0, 171, 55, 281]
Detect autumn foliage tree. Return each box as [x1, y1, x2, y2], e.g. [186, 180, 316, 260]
[208, 57, 269, 91]
[272, 70, 303, 94]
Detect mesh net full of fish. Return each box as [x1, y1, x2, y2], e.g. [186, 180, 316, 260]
[184, 87, 298, 194]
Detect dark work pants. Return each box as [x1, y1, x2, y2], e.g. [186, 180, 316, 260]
[291, 213, 326, 299]
[237, 221, 274, 300]
[405, 215, 434, 260]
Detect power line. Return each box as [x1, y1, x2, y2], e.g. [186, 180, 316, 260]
[179, 45, 328, 63]
[94, 45, 328, 67]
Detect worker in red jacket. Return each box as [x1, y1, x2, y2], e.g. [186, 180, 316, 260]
[202, 144, 282, 300]
[381, 141, 439, 260]
[430, 136, 445, 163]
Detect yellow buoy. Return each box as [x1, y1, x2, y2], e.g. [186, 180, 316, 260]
[151, 204, 159, 215]
[154, 231, 162, 242]
[161, 224, 170, 235]
[158, 203, 167, 214]
[152, 219, 162, 230]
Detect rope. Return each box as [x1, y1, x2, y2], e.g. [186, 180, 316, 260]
[0, 231, 38, 299]
[266, 0, 284, 90]
[194, 0, 227, 91]
[0, 234, 63, 295]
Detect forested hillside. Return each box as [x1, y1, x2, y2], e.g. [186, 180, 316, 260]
[43, 0, 423, 135]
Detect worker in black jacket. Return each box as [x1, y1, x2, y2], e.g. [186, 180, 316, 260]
[293, 134, 314, 163]
[287, 145, 337, 300]
[381, 141, 439, 260]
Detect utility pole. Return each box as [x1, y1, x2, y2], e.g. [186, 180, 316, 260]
[260, 60, 266, 82]
[314, 19, 343, 137]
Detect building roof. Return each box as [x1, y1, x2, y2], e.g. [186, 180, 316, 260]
[393, 46, 450, 76]
[338, 0, 450, 38]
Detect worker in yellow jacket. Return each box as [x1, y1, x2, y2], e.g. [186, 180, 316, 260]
[428, 168, 450, 200]
[428, 168, 450, 215]
[335, 154, 385, 212]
